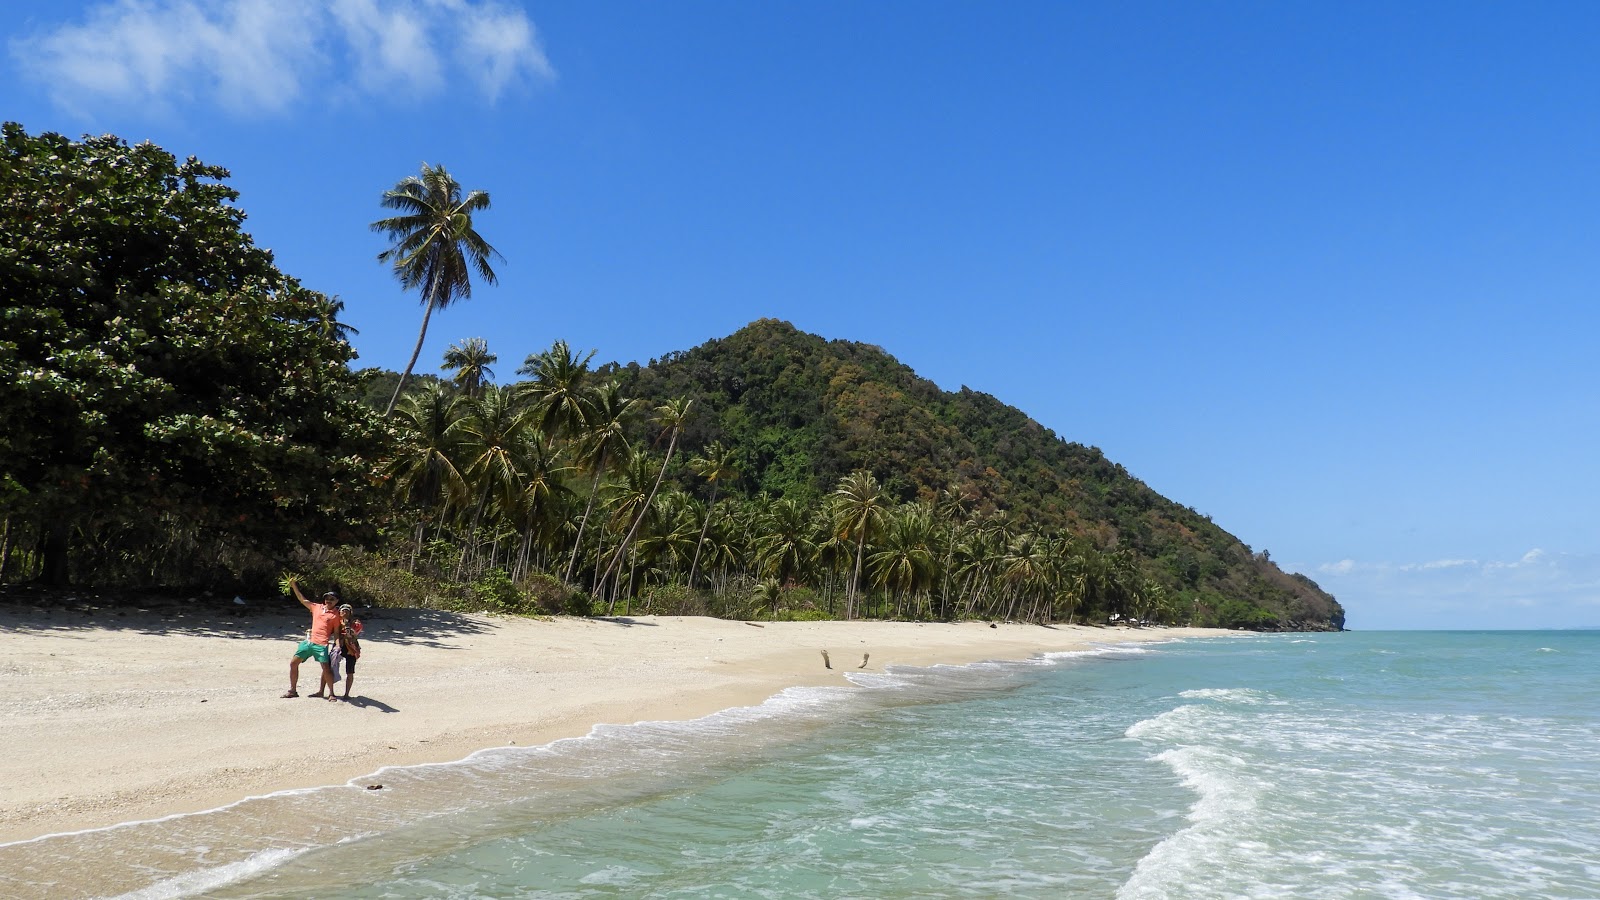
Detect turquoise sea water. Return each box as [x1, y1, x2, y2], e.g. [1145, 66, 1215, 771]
[5, 631, 1598, 898]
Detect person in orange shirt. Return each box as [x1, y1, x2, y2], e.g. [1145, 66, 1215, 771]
[284, 580, 342, 701]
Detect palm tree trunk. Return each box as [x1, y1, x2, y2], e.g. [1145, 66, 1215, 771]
[847, 534, 866, 621]
[686, 482, 720, 587]
[566, 456, 605, 584]
[455, 479, 493, 580]
[386, 297, 438, 416]
[602, 430, 680, 612]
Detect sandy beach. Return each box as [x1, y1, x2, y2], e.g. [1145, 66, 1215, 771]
[0, 598, 1231, 847]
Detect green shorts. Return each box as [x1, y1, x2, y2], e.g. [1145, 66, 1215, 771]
[294, 640, 330, 664]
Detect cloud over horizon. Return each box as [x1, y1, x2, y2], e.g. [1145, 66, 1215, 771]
[10, 0, 554, 117]
[1305, 548, 1600, 629]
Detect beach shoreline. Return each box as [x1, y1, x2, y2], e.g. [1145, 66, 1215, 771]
[0, 600, 1233, 846]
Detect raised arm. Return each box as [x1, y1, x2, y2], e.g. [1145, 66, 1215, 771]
[289, 579, 315, 611]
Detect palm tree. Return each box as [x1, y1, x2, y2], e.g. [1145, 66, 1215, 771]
[686, 441, 739, 587]
[752, 497, 816, 587]
[868, 503, 936, 618]
[441, 337, 497, 398]
[384, 381, 469, 564]
[372, 163, 502, 416]
[600, 397, 692, 610]
[565, 380, 639, 583]
[832, 470, 888, 620]
[453, 384, 535, 577]
[310, 294, 359, 344]
[518, 339, 596, 445]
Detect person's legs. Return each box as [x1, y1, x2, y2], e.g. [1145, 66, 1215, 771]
[318, 662, 337, 700]
[286, 655, 302, 697]
[342, 657, 356, 699]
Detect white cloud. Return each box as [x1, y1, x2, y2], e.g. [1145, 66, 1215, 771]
[10, 0, 554, 116]
[1301, 548, 1600, 629]
[452, 0, 554, 102]
[331, 0, 443, 96]
[1318, 559, 1356, 576]
[1418, 558, 1477, 570]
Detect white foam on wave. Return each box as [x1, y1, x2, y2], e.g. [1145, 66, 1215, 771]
[108, 847, 307, 900]
[1041, 643, 1165, 662]
[1178, 687, 1271, 704]
[1116, 745, 1263, 899]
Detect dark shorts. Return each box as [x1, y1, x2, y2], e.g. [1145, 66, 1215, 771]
[344, 654, 358, 675]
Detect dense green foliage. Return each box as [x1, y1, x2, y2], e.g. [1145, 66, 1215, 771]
[0, 124, 384, 585]
[615, 319, 1344, 630]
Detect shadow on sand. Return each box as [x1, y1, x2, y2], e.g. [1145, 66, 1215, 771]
[586, 616, 658, 627]
[339, 696, 399, 713]
[0, 586, 499, 648]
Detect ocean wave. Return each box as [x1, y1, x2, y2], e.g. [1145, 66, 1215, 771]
[110, 848, 308, 900]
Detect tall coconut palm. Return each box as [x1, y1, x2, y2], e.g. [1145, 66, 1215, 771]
[686, 441, 739, 587]
[372, 163, 502, 416]
[441, 337, 497, 398]
[832, 470, 888, 620]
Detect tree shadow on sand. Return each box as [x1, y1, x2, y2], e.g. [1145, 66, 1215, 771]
[0, 587, 503, 648]
[586, 616, 659, 627]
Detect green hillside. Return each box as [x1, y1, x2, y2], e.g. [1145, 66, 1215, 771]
[617, 319, 1344, 631]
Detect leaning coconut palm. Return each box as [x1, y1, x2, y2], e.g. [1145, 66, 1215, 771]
[372, 163, 502, 416]
[600, 397, 692, 612]
[686, 441, 739, 587]
[441, 337, 497, 398]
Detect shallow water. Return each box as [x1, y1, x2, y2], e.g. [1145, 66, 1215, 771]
[5, 632, 1597, 899]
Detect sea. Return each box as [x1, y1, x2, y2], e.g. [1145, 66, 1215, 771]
[4, 630, 1597, 899]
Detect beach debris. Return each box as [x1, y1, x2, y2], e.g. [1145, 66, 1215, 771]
[745, 621, 765, 627]
[233, 596, 246, 605]
[820, 650, 832, 669]
[366, 784, 384, 791]
[859, 653, 870, 669]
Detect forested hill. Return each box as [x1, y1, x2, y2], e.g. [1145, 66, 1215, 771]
[615, 319, 1344, 631]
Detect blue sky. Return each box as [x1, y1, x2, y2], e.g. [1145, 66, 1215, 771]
[5, 1, 1598, 629]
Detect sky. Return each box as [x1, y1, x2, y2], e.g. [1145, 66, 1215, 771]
[5, 1, 1598, 629]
